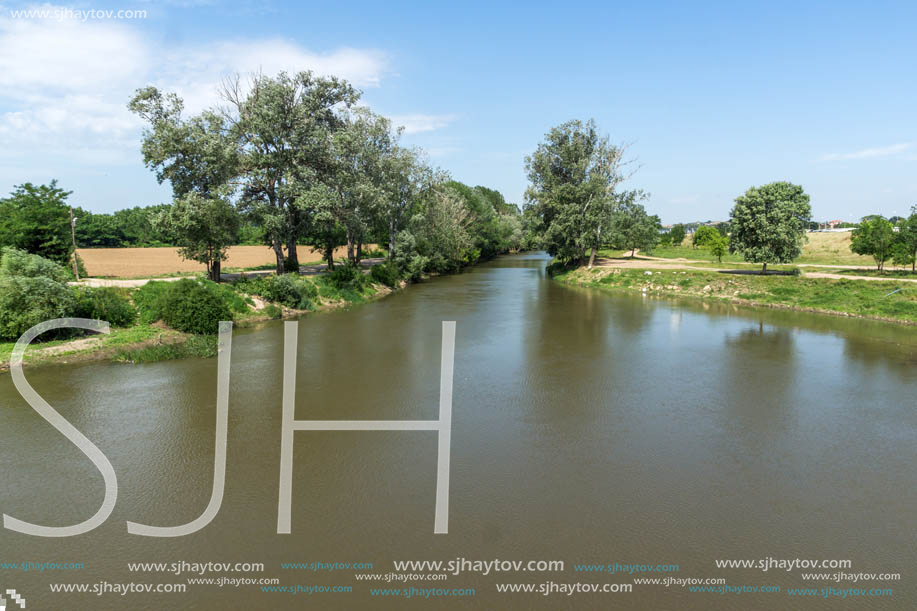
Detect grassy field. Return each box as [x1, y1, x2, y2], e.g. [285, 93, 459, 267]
[623, 231, 879, 267]
[555, 266, 917, 324]
[77, 244, 370, 278]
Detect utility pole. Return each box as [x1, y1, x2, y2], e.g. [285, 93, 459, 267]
[70, 207, 80, 281]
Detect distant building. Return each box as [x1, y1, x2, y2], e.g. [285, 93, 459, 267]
[826, 219, 843, 228]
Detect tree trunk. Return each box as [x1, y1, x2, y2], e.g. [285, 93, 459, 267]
[346, 229, 355, 263]
[324, 243, 335, 270]
[587, 246, 597, 268]
[761, 262, 767, 275]
[356, 239, 363, 265]
[631, 247, 636, 258]
[389, 220, 397, 259]
[211, 259, 222, 283]
[272, 238, 284, 275]
[286, 232, 299, 273]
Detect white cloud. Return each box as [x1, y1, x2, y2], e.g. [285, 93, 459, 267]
[0, 7, 391, 165]
[388, 113, 459, 134]
[820, 142, 913, 161]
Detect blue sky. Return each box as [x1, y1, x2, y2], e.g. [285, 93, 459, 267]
[0, 0, 915, 223]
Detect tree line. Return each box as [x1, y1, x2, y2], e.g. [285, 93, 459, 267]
[128, 71, 525, 281]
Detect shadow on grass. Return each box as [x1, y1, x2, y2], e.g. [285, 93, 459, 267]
[716, 269, 799, 276]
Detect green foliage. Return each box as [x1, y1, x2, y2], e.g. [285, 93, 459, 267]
[154, 192, 240, 282]
[133, 281, 172, 324]
[73, 204, 177, 248]
[262, 304, 283, 319]
[369, 261, 402, 287]
[692, 225, 720, 247]
[729, 181, 812, 271]
[234, 274, 318, 310]
[850, 216, 896, 271]
[891, 209, 917, 272]
[0, 247, 69, 281]
[134, 279, 235, 333]
[709, 233, 729, 263]
[159, 279, 233, 334]
[525, 119, 630, 264]
[72, 287, 136, 327]
[326, 262, 370, 291]
[0, 275, 77, 340]
[669, 224, 686, 247]
[610, 196, 659, 256]
[113, 334, 218, 363]
[0, 181, 74, 264]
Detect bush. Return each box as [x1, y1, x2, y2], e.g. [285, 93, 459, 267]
[72, 286, 136, 327]
[160, 279, 233, 334]
[235, 274, 318, 310]
[369, 261, 401, 288]
[326, 262, 369, 291]
[133, 281, 172, 324]
[0, 275, 76, 340]
[134, 279, 234, 334]
[0, 247, 68, 282]
[262, 304, 283, 319]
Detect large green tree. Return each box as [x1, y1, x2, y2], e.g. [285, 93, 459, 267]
[154, 192, 240, 281]
[0, 181, 73, 264]
[221, 71, 359, 272]
[525, 119, 633, 266]
[850, 216, 896, 271]
[728, 182, 812, 273]
[611, 195, 659, 257]
[891, 207, 917, 272]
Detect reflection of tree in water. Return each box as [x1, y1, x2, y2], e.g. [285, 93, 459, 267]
[840, 332, 917, 379]
[720, 322, 798, 429]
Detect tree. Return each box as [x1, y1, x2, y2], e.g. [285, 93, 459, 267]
[221, 71, 359, 273]
[610, 195, 659, 257]
[709, 233, 729, 263]
[0, 181, 73, 264]
[692, 225, 719, 248]
[669, 223, 686, 248]
[892, 208, 917, 272]
[525, 119, 634, 266]
[154, 192, 240, 282]
[850, 216, 896, 271]
[728, 182, 812, 273]
[322, 107, 396, 265]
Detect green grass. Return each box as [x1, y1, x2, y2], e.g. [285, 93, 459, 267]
[112, 334, 217, 363]
[557, 267, 917, 323]
[833, 268, 917, 277]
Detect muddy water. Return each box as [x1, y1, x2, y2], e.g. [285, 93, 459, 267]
[1, 253, 915, 609]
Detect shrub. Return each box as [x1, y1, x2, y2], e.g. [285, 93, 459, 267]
[262, 304, 283, 319]
[134, 279, 234, 334]
[72, 286, 136, 327]
[0, 275, 76, 340]
[0, 247, 68, 282]
[133, 281, 172, 324]
[369, 261, 401, 288]
[159, 279, 234, 334]
[236, 274, 318, 310]
[326, 262, 368, 291]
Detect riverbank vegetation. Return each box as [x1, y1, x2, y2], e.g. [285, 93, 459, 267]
[554, 266, 917, 324]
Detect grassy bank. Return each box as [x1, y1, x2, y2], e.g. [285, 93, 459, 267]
[1, 270, 398, 373]
[553, 265, 917, 324]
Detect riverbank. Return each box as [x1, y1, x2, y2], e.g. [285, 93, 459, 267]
[552, 265, 917, 325]
[0, 274, 399, 373]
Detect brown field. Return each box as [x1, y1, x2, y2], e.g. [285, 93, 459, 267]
[77, 245, 364, 278]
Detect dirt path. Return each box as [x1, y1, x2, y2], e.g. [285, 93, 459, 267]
[592, 255, 909, 282]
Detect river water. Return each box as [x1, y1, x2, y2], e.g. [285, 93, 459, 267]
[1, 252, 915, 609]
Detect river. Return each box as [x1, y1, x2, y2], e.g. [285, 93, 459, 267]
[1, 252, 915, 609]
